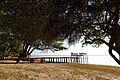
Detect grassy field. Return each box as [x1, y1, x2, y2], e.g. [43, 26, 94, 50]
[0, 62, 120, 80]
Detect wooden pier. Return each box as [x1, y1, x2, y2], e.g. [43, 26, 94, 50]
[29, 57, 72, 63]
[71, 53, 88, 64]
[30, 53, 88, 64]
[0, 53, 88, 64]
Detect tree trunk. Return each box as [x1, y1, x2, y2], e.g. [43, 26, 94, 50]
[108, 23, 120, 65]
[16, 59, 20, 63]
[108, 41, 120, 65]
[109, 47, 120, 65]
[119, 54, 120, 61]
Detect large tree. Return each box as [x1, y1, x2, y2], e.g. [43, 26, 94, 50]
[0, 0, 66, 59]
[44, 0, 120, 65]
[1, 0, 120, 65]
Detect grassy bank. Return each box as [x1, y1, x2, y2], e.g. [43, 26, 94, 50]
[0, 63, 120, 80]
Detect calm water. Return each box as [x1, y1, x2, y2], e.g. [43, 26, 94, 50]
[31, 55, 120, 67]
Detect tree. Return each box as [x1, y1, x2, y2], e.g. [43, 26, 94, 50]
[0, 0, 67, 59]
[83, 0, 120, 65]
[1, 0, 120, 65]
[78, 0, 120, 65]
[0, 31, 22, 56]
[44, 0, 120, 65]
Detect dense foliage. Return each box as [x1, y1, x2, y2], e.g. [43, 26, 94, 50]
[0, 0, 120, 65]
[44, 0, 120, 65]
[0, 0, 67, 58]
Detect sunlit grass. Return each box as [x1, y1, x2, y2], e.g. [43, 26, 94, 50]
[0, 63, 119, 80]
[65, 63, 120, 75]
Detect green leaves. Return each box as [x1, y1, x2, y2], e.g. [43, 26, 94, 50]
[0, 0, 119, 61]
[0, 32, 22, 56]
[0, 10, 6, 15]
[0, 0, 68, 57]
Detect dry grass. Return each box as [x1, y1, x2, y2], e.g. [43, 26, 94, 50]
[0, 62, 120, 80]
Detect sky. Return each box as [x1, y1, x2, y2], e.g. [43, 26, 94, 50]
[31, 42, 120, 67]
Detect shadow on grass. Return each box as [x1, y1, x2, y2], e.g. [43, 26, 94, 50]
[0, 60, 28, 64]
[0, 60, 66, 64]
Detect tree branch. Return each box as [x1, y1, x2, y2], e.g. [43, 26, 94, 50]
[85, 38, 109, 46]
[28, 46, 54, 55]
[27, 45, 32, 54]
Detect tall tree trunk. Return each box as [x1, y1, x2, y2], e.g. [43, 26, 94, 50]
[16, 41, 30, 63]
[108, 24, 120, 65]
[108, 7, 120, 65]
[109, 48, 120, 65]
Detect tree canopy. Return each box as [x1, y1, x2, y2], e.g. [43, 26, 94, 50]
[43, 0, 120, 65]
[0, 0, 120, 65]
[0, 0, 67, 58]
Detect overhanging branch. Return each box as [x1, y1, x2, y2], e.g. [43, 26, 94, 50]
[28, 47, 54, 55]
[85, 38, 109, 46]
